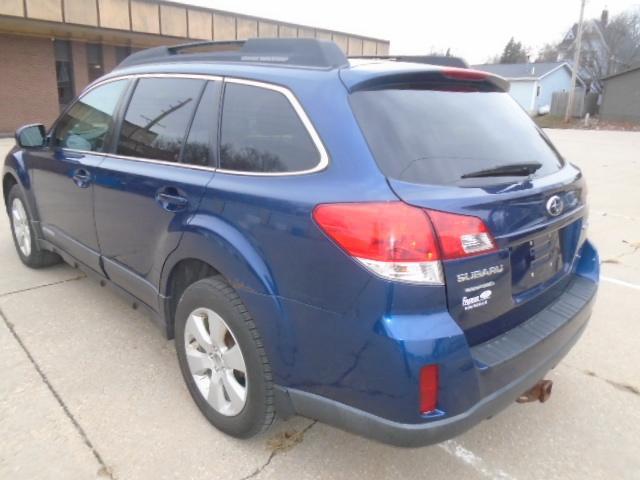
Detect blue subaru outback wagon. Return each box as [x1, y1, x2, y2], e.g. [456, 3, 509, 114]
[3, 39, 599, 446]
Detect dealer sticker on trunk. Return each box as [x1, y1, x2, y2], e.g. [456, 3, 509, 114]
[462, 289, 493, 311]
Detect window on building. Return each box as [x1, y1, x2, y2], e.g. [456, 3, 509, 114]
[220, 83, 320, 173]
[54, 40, 74, 111]
[115, 46, 132, 65]
[86, 43, 104, 82]
[182, 81, 221, 167]
[536, 85, 541, 97]
[117, 78, 205, 162]
[55, 79, 128, 152]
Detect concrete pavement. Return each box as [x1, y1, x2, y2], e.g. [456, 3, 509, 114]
[1, 130, 639, 479]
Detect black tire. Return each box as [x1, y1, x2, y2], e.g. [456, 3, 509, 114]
[7, 185, 61, 269]
[175, 276, 275, 438]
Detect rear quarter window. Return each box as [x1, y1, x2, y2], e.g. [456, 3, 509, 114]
[220, 82, 320, 174]
[349, 88, 564, 186]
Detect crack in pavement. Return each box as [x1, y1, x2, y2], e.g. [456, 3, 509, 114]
[583, 369, 640, 396]
[240, 420, 318, 480]
[563, 363, 639, 396]
[0, 307, 115, 479]
[0, 274, 86, 299]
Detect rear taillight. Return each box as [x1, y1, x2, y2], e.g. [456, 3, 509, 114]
[312, 202, 496, 284]
[419, 364, 439, 414]
[426, 209, 497, 260]
[441, 68, 487, 81]
[312, 202, 443, 284]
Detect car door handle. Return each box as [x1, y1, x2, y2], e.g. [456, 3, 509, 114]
[72, 168, 92, 188]
[155, 188, 188, 212]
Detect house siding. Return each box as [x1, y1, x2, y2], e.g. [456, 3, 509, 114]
[600, 69, 640, 122]
[536, 67, 573, 112]
[509, 80, 536, 113]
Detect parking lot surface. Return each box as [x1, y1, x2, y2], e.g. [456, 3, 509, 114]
[1, 129, 639, 480]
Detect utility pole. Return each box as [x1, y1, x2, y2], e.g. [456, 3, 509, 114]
[565, 0, 586, 122]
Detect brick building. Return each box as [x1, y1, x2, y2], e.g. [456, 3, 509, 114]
[0, 0, 389, 134]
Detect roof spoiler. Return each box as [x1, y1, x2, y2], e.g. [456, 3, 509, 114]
[117, 38, 350, 70]
[350, 55, 469, 69]
[346, 67, 510, 93]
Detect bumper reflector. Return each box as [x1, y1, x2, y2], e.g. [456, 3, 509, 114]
[419, 364, 439, 414]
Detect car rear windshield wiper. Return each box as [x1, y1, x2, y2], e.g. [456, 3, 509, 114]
[461, 162, 543, 179]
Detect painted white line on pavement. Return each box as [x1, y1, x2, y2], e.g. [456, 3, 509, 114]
[438, 440, 517, 480]
[601, 276, 640, 290]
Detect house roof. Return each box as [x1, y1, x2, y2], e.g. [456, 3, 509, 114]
[471, 62, 568, 79]
[602, 64, 640, 81]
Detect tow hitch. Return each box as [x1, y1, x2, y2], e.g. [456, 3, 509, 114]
[517, 379, 553, 403]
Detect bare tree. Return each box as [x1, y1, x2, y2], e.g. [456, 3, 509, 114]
[604, 8, 640, 73]
[536, 43, 560, 63]
[558, 8, 640, 85]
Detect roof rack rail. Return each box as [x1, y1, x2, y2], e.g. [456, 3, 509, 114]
[350, 55, 469, 69]
[117, 38, 349, 70]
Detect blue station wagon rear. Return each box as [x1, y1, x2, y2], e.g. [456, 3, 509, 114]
[3, 38, 599, 446]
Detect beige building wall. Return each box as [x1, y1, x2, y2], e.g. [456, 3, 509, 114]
[160, 4, 187, 37]
[188, 10, 212, 40]
[237, 18, 258, 40]
[213, 14, 236, 40]
[131, 1, 160, 34]
[0, 0, 389, 54]
[98, 0, 129, 30]
[64, 0, 98, 26]
[0, 0, 390, 134]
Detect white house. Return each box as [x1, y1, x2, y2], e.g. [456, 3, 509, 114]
[471, 62, 585, 114]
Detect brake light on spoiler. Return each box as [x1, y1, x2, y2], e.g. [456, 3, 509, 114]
[313, 202, 497, 285]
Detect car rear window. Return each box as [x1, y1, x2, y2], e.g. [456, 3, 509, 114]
[349, 87, 564, 186]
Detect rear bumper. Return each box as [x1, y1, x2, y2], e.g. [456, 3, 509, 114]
[280, 275, 597, 447]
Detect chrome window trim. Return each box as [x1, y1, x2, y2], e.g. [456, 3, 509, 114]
[60, 73, 329, 176]
[219, 77, 329, 176]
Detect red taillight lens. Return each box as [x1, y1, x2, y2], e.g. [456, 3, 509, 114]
[313, 202, 496, 283]
[419, 364, 439, 414]
[313, 202, 443, 284]
[426, 209, 497, 260]
[441, 68, 487, 81]
[313, 202, 440, 262]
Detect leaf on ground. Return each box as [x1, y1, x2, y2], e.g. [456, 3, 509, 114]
[601, 258, 621, 264]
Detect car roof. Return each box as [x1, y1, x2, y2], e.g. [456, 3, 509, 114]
[94, 39, 507, 96]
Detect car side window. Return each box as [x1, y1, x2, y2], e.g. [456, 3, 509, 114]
[55, 79, 127, 152]
[116, 78, 205, 162]
[182, 80, 221, 167]
[220, 83, 320, 173]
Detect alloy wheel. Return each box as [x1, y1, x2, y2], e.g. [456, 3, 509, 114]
[11, 198, 31, 257]
[184, 307, 248, 416]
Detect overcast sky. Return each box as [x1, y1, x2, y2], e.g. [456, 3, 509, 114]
[174, 0, 640, 64]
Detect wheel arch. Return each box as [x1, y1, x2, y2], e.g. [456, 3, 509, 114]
[159, 213, 280, 339]
[3, 151, 36, 219]
[3, 171, 18, 212]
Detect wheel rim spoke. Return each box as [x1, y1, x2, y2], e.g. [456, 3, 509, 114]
[207, 313, 227, 349]
[222, 344, 245, 372]
[221, 371, 246, 414]
[185, 313, 213, 353]
[185, 349, 210, 375]
[208, 376, 227, 411]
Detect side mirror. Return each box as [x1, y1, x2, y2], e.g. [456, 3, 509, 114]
[15, 124, 46, 148]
